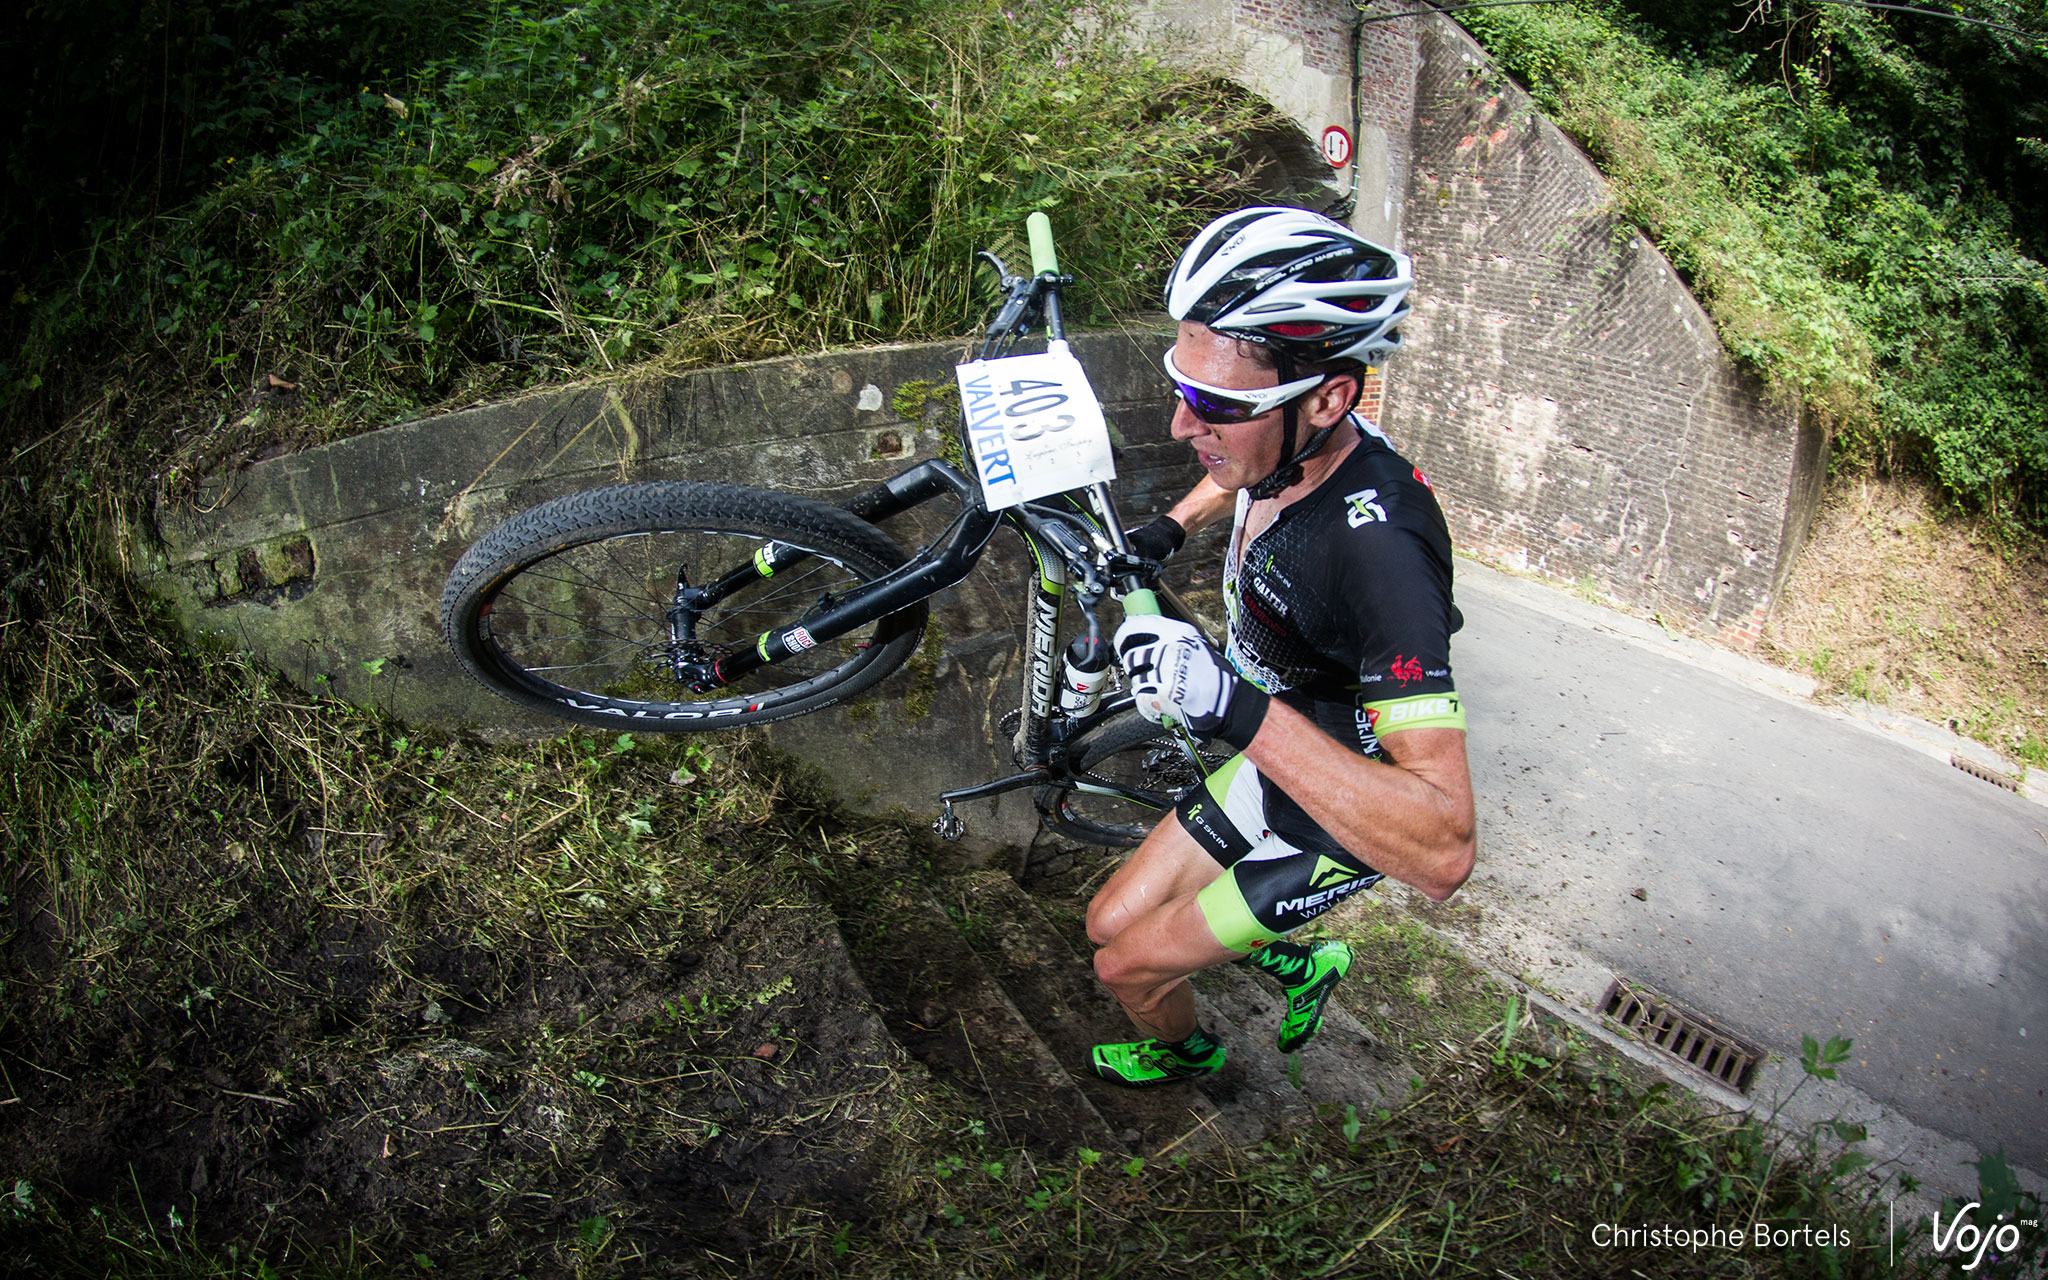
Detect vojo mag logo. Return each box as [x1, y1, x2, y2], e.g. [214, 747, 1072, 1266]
[1923, 1200, 2039, 1273]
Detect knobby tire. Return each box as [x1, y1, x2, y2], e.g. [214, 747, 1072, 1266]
[441, 482, 927, 731]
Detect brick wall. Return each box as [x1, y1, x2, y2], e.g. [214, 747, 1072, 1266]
[1228, 0, 1419, 234]
[1379, 15, 1826, 643]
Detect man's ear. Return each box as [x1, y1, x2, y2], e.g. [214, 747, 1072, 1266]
[1305, 370, 1363, 427]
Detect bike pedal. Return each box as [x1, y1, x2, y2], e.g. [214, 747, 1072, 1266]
[932, 802, 967, 842]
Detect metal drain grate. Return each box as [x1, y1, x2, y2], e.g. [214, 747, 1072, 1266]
[1599, 978, 1763, 1092]
[1951, 753, 2021, 793]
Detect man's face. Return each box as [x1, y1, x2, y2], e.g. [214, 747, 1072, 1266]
[1167, 322, 1291, 493]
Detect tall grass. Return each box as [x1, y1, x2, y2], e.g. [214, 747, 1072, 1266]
[2, 0, 1275, 480]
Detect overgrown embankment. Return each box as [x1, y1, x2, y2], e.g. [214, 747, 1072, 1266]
[1458, 1, 2046, 531]
[1455, 0, 2048, 763]
[0, 548, 1975, 1277]
[1, 1, 2042, 1274]
[1, 0, 1277, 483]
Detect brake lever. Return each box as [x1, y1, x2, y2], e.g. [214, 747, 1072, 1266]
[1103, 552, 1166, 581]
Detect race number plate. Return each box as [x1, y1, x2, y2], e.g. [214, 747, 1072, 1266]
[954, 350, 1116, 510]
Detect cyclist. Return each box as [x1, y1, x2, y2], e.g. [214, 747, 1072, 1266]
[1089, 207, 1476, 1087]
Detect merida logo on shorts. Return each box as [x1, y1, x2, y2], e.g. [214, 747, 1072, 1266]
[1309, 856, 1354, 890]
[1275, 875, 1373, 917]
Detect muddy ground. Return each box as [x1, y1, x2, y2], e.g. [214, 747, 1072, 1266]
[0, 674, 952, 1276]
[3, 471, 2037, 1278]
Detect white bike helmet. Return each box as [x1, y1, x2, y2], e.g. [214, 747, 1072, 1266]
[1165, 206, 1412, 367]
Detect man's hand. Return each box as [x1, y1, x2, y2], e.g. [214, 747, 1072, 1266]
[1123, 514, 1186, 565]
[1113, 615, 1269, 750]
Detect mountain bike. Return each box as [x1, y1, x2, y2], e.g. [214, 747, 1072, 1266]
[440, 214, 1226, 847]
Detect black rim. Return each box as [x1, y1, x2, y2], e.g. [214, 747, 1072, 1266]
[472, 525, 891, 722]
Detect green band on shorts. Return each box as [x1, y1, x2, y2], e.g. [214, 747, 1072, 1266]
[1196, 874, 1277, 953]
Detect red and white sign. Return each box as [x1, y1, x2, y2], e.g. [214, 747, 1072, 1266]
[1320, 125, 1353, 168]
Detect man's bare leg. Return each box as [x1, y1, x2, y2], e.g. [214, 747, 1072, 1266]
[1085, 815, 1242, 1084]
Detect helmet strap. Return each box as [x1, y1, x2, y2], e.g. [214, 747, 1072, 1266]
[1243, 348, 1338, 502]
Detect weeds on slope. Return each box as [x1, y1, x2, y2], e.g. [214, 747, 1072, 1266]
[0, 492, 2029, 1280]
[1, 0, 1282, 494]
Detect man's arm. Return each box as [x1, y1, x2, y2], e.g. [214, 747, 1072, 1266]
[1239, 706, 1475, 901]
[1163, 476, 1235, 539]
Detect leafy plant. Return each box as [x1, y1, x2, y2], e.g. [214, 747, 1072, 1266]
[1, 0, 1277, 491]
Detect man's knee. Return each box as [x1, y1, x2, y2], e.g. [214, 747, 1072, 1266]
[1093, 943, 1166, 1012]
[1084, 892, 1120, 948]
[1092, 940, 1132, 991]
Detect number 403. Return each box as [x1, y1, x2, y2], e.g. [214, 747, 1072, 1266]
[1001, 380, 1075, 441]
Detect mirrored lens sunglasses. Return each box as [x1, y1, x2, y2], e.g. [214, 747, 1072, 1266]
[1161, 349, 1326, 425]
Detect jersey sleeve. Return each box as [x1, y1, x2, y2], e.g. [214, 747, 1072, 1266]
[1329, 464, 1466, 749]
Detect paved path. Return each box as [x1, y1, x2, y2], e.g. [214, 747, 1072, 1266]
[1448, 559, 2046, 1180]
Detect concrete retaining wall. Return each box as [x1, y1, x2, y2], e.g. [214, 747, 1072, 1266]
[142, 0, 1835, 843]
[145, 331, 1202, 849]
[1136, 0, 1418, 247]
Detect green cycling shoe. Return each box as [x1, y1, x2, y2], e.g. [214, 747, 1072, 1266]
[1090, 1032, 1225, 1088]
[1275, 939, 1353, 1054]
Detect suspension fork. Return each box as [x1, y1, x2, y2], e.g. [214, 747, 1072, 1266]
[670, 461, 998, 691]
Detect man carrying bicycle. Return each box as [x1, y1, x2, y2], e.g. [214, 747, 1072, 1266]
[1088, 207, 1476, 1086]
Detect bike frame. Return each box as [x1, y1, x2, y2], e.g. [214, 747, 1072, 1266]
[668, 223, 1197, 823]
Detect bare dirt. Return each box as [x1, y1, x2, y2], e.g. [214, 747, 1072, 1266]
[1762, 475, 2048, 768]
[0, 712, 936, 1274]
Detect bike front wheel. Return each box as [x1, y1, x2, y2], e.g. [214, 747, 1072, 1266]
[1035, 710, 1234, 848]
[441, 482, 928, 731]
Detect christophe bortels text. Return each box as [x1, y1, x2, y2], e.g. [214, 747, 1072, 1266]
[1590, 1223, 1850, 1252]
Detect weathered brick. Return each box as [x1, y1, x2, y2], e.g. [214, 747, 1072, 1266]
[1382, 14, 1825, 641]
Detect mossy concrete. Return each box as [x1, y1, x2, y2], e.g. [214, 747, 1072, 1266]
[144, 330, 1197, 848]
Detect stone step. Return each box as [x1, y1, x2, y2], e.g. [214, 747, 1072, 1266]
[845, 884, 1113, 1154]
[943, 871, 1224, 1157]
[1185, 959, 1416, 1146]
[976, 869, 1419, 1149]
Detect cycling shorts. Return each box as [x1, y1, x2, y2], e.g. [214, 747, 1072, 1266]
[1175, 755, 1384, 952]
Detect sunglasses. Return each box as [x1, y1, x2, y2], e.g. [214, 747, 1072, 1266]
[1162, 349, 1327, 425]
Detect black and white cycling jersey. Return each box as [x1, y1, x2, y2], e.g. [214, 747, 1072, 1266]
[1215, 415, 1465, 856]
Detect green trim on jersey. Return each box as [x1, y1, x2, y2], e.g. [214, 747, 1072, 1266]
[1196, 751, 1247, 806]
[1363, 690, 1466, 734]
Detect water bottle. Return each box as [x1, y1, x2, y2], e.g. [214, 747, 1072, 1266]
[1058, 633, 1111, 717]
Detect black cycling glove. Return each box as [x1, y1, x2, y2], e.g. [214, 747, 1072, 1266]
[1125, 514, 1187, 565]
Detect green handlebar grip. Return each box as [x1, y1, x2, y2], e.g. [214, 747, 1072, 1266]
[1121, 588, 1161, 617]
[1027, 212, 1058, 276]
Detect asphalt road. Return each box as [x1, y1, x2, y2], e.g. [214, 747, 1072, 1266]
[1450, 560, 2047, 1171]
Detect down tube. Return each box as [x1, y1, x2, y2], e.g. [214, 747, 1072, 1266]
[1014, 539, 1067, 767]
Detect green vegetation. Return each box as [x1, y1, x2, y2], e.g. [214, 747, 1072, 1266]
[0, 508, 2030, 1274]
[1456, 1, 2048, 532]
[1, 1, 2042, 1274]
[2, 0, 1273, 479]
[0, 566, 1948, 1277]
